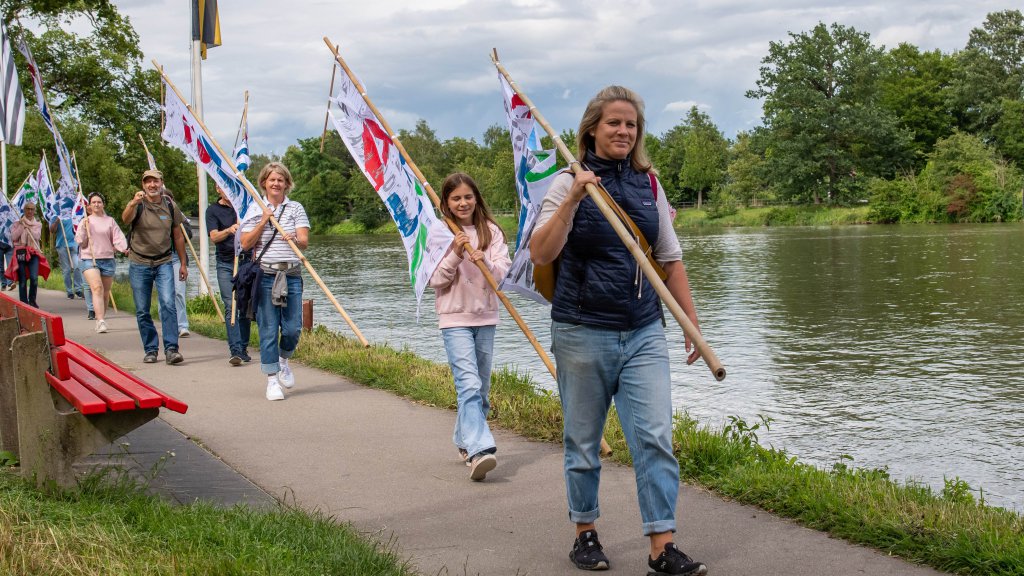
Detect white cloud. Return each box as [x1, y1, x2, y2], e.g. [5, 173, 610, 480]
[99, 0, 1011, 154]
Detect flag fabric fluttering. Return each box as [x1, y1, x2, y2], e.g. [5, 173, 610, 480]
[71, 192, 87, 226]
[496, 73, 560, 304]
[327, 78, 452, 306]
[34, 157, 58, 223]
[9, 172, 34, 214]
[143, 143, 157, 171]
[232, 113, 250, 172]
[0, 182, 20, 244]
[161, 80, 257, 223]
[0, 21, 25, 146]
[192, 0, 221, 60]
[16, 38, 77, 220]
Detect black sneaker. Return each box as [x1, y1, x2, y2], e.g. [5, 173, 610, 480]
[239, 350, 252, 363]
[75, 291, 84, 298]
[165, 349, 184, 365]
[143, 352, 158, 363]
[569, 530, 609, 571]
[67, 293, 75, 299]
[87, 311, 96, 320]
[647, 543, 707, 576]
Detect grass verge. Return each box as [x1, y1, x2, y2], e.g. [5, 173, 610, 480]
[39, 275, 1024, 575]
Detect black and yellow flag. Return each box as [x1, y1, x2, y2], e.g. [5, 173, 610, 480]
[192, 0, 221, 60]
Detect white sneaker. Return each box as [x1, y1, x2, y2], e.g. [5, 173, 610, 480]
[179, 328, 190, 337]
[278, 358, 295, 389]
[95, 320, 108, 334]
[266, 376, 285, 401]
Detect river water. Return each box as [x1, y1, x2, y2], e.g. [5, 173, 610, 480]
[198, 223, 1024, 510]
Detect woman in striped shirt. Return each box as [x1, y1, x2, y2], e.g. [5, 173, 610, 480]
[239, 162, 310, 401]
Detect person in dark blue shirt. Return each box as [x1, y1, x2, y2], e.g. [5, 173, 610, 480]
[206, 185, 252, 365]
[50, 216, 84, 299]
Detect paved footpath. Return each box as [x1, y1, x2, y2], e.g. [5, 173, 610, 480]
[39, 288, 946, 576]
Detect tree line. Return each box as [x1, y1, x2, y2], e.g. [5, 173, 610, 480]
[4, 2, 1022, 229]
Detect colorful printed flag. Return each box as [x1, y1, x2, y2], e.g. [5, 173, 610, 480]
[71, 192, 87, 226]
[0, 183, 20, 243]
[232, 114, 250, 172]
[192, 0, 221, 60]
[9, 172, 35, 215]
[34, 157, 58, 223]
[327, 78, 452, 306]
[161, 80, 258, 223]
[0, 21, 25, 145]
[16, 38, 77, 219]
[496, 73, 561, 304]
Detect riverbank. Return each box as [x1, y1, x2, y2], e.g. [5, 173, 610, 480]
[28, 275, 1024, 574]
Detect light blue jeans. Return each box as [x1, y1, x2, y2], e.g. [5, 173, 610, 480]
[217, 260, 251, 356]
[128, 261, 179, 355]
[441, 325, 497, 459]
[56, 247, 84, 296]
[551, 319, 680, 536]
[171, 259, 189, 331]
[256, 273, 302, 374]
[0, 244, 12, 287]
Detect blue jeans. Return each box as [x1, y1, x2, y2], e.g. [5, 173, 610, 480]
[551, 319, 679, 536]
[217, 260, 251, 356]
[78, 259, 94, 313]
[170, 259, 189, 331]
[129, 261, 179, 355]
[16, 251, 39, 306]
[0, 244, 13, 287]
[442, 325, 497, 459]
[56, 247, 83, 295]
[255, 273, 302, 374]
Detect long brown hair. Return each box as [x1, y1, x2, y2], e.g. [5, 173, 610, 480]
[577, 85, 653, 173]
[439, 172, 503, 250]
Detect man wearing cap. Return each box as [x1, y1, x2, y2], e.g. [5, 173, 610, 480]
[121, 169, 189, 365]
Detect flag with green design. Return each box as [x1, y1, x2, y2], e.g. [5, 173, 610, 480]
[498, 73, 561, 304]
[327, 80, 451, 306]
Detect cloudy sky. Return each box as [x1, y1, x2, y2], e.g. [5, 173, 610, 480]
[113, 0, 1012, 156]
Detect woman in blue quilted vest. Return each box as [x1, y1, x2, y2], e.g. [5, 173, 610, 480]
[530, 86, 708, 576]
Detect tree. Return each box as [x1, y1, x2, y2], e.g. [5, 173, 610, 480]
[722, 131, 773, 206]
[878, 44, 956, 164]
[747, 22, 912, 204]
[677, 107, 728, 209]
[946, 10, 1024, 142]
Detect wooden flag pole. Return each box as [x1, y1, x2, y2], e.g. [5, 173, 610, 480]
[319, 47, 340, 154]
[71, 153, 117, 313]
[180, 222, 224, 321]
[153, 59, 370, 347]
[229, 92, 250, 327]
[491, 50, 726, 382]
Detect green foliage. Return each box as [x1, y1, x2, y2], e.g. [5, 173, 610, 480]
[878, 44, 956, 165]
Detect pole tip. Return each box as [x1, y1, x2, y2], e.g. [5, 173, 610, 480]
[713, 367, 727, 381]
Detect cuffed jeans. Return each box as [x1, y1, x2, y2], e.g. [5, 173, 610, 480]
[56, 247, 83, 296]
[256, 273, 302, 374]
[442, 325, 497, 459]
[217, 260, 251, 356]
[129, 261, 179, 355]
[551, 319, 680, 536]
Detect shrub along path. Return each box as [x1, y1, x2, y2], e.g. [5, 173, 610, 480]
[40, 289, 946, 576]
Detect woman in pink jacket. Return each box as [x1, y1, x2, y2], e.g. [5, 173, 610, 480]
[75, 193, 128, 333]
[9, 201, 44, 307]
[428, 173, 511, 482]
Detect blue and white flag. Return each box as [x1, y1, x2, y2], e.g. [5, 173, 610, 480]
[34, 157, 58, 223]
[232, 113, 250, 172]
[0, 21, 25, 145]
[16, 38, 77, 219]
[497, 73, 560, 304]
[0, 183, 20, 243]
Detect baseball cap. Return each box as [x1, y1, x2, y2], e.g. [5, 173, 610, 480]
[142, 168, 163, 181]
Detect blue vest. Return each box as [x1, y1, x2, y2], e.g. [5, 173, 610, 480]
[551, 151, 662, 330]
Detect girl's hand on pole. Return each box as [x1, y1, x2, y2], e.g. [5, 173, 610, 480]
[467, 249, 484, 263]
[453, 231, 469, 257]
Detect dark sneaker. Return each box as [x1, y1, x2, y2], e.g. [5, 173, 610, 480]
[67, 293, 74, 299]
[87, 310, 96, 320]
[239, 350, 252, 363]
[75, 291, 84, 298]
[647, 543, 707, 576]
[143, 352, 158, 363]
[166, 349, 184, 365]
[229, 354, 243, 366]
[569, 530, 609, 570]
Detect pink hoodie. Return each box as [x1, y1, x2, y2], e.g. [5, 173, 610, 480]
[428, 222, 511, 329]
[75, 214, 128, 260]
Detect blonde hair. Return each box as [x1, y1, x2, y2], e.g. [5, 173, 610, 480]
[258, 162, 294, 194]
[577, 85, 653, 173]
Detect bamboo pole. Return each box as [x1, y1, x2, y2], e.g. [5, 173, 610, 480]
[323, 39, 614, 453]
[319, 48, 339, 154]
[491, 50, 725, 381]
[152, 59, 370, 347]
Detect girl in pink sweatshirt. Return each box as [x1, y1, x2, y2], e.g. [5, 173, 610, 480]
[428, 173, 511, 481]
[75, 193, 128, 333]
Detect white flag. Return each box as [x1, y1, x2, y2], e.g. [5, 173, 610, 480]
[327, 79, 452, 305]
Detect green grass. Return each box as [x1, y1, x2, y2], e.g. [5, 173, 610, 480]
[0, 466, 414, 576]
[674, 205, 873, 228]
[38, 273, 1024, 575]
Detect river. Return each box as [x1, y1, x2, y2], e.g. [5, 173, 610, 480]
[196, 223, 1024, 511]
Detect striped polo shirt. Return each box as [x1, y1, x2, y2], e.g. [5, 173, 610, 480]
[239, 197, 310, 265]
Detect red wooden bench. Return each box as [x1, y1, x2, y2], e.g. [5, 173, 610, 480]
[0, 292, 187, 487]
